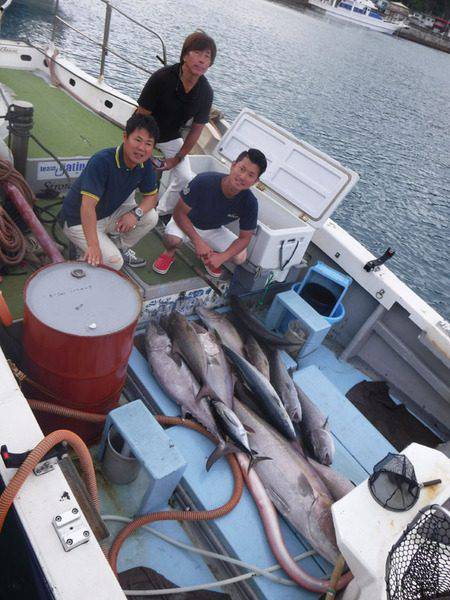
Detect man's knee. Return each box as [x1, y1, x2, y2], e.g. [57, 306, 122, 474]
[164, 234, 183, 250]
[141, 208, 158, 229]
[231, 250, 247, 265]
[104, 254, 124, 271]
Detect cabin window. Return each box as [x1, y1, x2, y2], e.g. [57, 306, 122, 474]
[69, 78, 76, 87]
[104, 100, 113, 109]
[20, 55, 32, 62]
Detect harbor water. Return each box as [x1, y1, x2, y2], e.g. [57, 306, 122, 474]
[1, 0, 449, 319]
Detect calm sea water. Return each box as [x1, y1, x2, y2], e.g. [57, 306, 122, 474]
[2, 0, 449, 318]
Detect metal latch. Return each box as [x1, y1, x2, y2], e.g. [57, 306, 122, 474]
[1, 442, 68, 476]
[53, 507, 90, 552]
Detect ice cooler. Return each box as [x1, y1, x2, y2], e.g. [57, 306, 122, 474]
[174, 109, 359, 284]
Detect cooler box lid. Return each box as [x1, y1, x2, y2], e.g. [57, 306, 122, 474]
[214, 108, 359, 228]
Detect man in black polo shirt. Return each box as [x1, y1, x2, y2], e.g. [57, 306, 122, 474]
[152, 149, 267, 278]
[137, 31, 216, 214]
[62, 114, 159, 270]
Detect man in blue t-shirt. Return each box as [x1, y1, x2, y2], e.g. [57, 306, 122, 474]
[61, 114, 159, 270]
[152, 148, 267, 278]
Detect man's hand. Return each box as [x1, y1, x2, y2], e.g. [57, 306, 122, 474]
[194, 238, 213, 260]
[205, 252, 225, 270]
[116, 212, 138, 233]
[83, 244, 102, 267]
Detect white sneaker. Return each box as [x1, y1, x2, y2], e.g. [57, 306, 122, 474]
[121, 248, 146, 268]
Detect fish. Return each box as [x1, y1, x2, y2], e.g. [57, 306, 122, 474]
[195, 305, 245, 356]
[234, 399, 340, 564]
[230, 295, 305, 353]
[145, 321, 239, 471]
[294, 383, 335, 466]
[191, 321, 234, 408]
[222, 343, 296, 441]
[268, 349, 302, 423]
[244, 334, 270, 381]
[166, 311, 208, 386]
[208, 398, 271, 472]
[308, 459, 356, 501]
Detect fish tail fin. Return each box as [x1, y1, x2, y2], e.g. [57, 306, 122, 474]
[247, 452, 272, 473]
[206, 442, 241, 471]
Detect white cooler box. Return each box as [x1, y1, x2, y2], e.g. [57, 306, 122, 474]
[173, 109, 359, 282]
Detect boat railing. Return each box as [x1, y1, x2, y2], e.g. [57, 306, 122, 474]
[50, 0, 167, 83]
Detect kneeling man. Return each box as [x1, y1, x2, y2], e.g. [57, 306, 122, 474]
[62, 113, 159, 270]
[152, 148, 267, 277]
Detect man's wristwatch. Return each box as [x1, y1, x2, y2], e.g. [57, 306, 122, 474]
[175, 152, 184, 163]
[132, 207, 144, 221]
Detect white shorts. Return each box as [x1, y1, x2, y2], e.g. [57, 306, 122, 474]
[165, 217, 237, 253]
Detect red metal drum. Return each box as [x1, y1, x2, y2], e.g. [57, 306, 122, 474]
[23, 262, 142, 443]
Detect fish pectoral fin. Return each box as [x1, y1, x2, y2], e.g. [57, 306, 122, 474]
[267, 485, 290, 513]
[242, 423, 255, 434]
[169, 351, 183, 368]
[195, 385, 212, 401]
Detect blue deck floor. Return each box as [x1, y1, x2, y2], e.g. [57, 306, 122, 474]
[110, 341, 396, 599]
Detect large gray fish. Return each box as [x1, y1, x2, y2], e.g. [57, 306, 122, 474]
[208, 398, 271, 472]
[244, 334, 270, 381]
[308, 459, 356, 501]
[268, 349, 302, 424]
[145, 321, 238, 470]
[196, 305, 245, 357]
[234, 399, 340, 564]
[230, 295, 305, 353]
[294, 383, 335, 466]
[191, 322, 234, 408]
[222, 344, 296, 441]
[166, 311, 208, 386]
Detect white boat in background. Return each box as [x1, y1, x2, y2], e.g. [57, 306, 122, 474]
[311, 0, 408, 34]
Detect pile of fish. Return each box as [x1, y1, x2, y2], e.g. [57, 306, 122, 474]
[144, 302, 355, 562]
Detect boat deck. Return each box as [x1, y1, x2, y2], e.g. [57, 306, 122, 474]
[0, 69, 120, 158]
[99, 339, 396, 599]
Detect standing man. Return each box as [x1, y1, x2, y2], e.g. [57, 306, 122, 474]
[61, 114, 159, 270]
[152, 149, 267, 278]
[136, 30, 216, 214]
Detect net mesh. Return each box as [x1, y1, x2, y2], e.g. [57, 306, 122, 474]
[369, 453, 419, 511]
[386, 504, 450, 600]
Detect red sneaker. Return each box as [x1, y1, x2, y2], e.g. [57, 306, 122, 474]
[203, 261, 222, 278]
[152, 252, 175, 274]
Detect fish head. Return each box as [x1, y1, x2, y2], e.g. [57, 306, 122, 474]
[145, 321, 172, 353]
[308, 429, 335, 466]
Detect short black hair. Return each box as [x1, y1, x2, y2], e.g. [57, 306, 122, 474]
[125, 113, 159, 142]
[180, 30, 217, 66]
[235, 148, 267, 177]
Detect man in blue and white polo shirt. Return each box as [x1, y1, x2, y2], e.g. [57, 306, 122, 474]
[62, 114, 159, 269]
[152, 148, 267, 278]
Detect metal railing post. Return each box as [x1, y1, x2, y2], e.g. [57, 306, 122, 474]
[51, 0, 60, 42]
[99, 1, 112, 82]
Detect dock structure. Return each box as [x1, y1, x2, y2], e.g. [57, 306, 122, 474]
[396, 25, 450, 53]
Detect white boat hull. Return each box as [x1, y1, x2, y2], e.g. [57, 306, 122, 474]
[311, 0, 406, 34]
